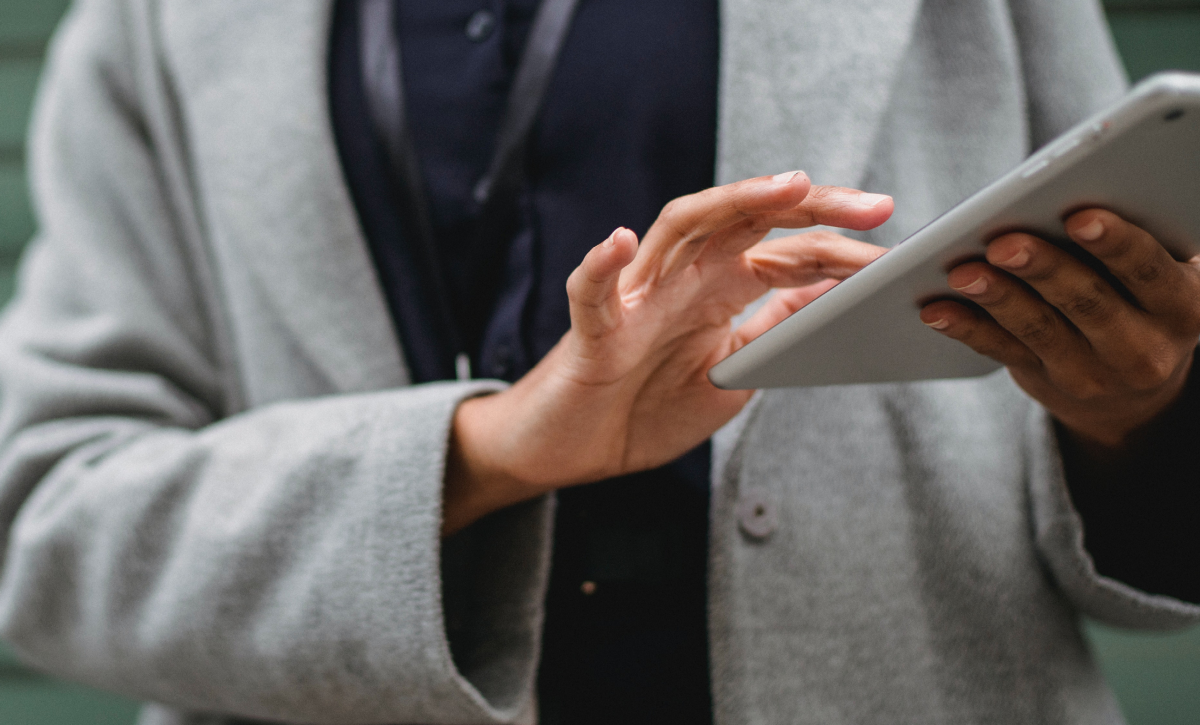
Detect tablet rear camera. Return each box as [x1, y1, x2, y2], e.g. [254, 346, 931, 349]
[1164, 108, 1186, 122]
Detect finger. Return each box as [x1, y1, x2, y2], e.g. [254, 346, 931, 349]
[702, 186, 894, 260]
[756, 183, 895, 232]
[730, 281, 839, 351]
[567, 228, 639, 339]
[919, 299, 1041, 370]
[1065, 209, 1200, 321]
[985, 232, 1143, 350]
[629, 171, 815, 282]
[946, 261, 1090, 365]
[741, 230, 887, 288]
[630, 172, 892, 283]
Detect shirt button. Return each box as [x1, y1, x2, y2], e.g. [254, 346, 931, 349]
[580, 581, 597, 595]
[465, 9, 496, 42]
[736, 486, 778, 540]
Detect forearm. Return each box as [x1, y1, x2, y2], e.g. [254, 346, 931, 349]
[442, 344, 641, 536]
[444, 391, 541, 536]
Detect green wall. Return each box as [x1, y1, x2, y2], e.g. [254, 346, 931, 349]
[0, 1, 1197, 723]
[0, 0, 144, 720]
[0, 0, 58, 303]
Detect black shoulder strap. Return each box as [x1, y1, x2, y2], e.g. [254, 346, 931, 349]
[359, 0, 463, 375]
[358, 0, 580, 380]
[472, 0, 581, 205]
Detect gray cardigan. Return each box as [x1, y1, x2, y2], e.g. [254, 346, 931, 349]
[0, 1, 1194, 724]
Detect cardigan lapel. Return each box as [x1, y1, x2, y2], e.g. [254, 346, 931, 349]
[163, 0, 409, 394]
[717, 0, 924, 189]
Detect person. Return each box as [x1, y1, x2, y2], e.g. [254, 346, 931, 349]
[0, 1, 1195, 724]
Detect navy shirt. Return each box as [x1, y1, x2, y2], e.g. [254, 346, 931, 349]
[329, 1, 719, 722]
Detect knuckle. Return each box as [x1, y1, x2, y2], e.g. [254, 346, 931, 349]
[959, 327, 1010, 361]
[565, 269, 584, 301]
[804, 184, 836, 201]
[660, 197, 685, 221]
[1061, 282, 1111, 322]
[730, 189, 760, 218]
[1105, 231, 1135, 258]
[1123, 348, 1178, 391]
[567, 265, 605, 305]
[1019, 261, 1056, 284]
[748, 218, 773, 234]
[658, 197, 696, 234]
[1131, 260, 1165, 285]
[723, 217, 760, 238]
[1012, 310, 1060, 348]
[982, 280, 1016, 306]
[664, 217, 696, 244]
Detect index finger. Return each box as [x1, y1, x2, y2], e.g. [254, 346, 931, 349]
[704, 185, 894, 260]
[630, 173, 892, 283]
[628, 171, 815, 283]
[755, 183, 895, 232]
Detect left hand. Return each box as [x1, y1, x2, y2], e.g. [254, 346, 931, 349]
[919, 208, 1200, 450]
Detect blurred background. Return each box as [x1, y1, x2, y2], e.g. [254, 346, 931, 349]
[0, 0, 1197, 723]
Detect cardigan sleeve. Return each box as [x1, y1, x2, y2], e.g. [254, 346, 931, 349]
[1059, 358, 1200, 606]
[1026, 402, 1200, 629]
[0, 1, 551, 722]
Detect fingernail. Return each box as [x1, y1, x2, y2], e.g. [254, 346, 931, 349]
[772, 170, 804, 184]
[952, 276, 988, 295]
[994, 247, 1030, 269]
[857, 193, 891, 208]
[923, 317, 950, 330]
[1074, 219, 1104, 242]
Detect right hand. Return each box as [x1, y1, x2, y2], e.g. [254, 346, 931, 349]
[443, 171, 893, 534]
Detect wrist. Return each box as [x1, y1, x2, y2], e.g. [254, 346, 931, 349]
[442, 391, 539, 536]
[1056, 350, 1194, 452]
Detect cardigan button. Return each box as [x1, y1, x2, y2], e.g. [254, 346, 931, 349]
[736, 486, 777, 540]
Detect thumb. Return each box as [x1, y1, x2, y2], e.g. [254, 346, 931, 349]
[567, 228, 639, 339]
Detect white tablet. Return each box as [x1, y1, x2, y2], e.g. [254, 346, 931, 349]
[709, 71, 1200, 390]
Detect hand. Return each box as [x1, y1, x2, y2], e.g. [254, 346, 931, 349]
[920, 209, 1200, 450]
[443, 172, 893, 534]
